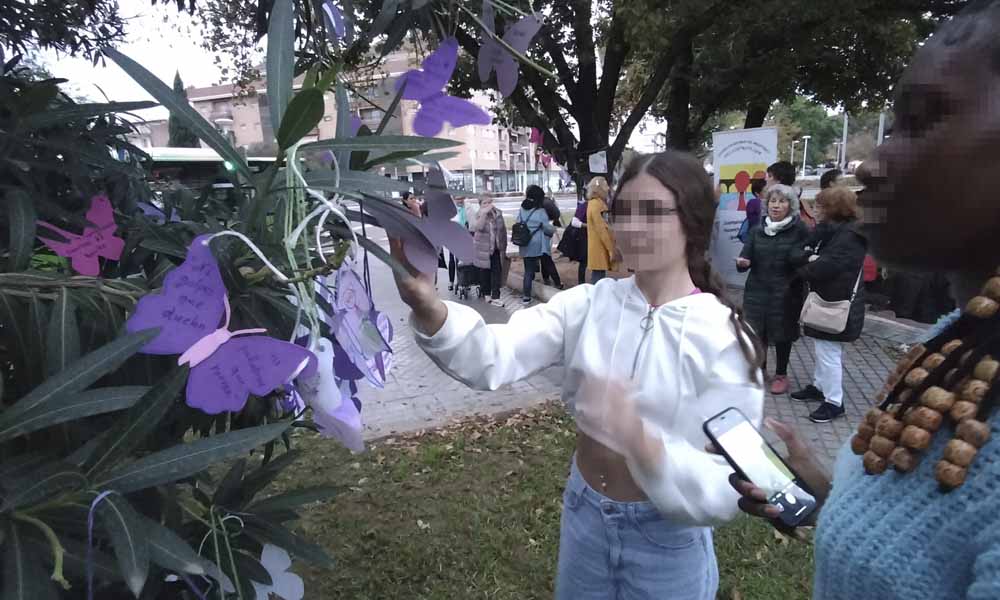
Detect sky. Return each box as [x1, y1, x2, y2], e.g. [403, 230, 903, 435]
[39, 0, 231, 120]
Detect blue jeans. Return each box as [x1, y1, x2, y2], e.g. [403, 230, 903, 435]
[522, 256, 540, 300]
[591, 269, 607, 284]
[556, 457, 719, 600]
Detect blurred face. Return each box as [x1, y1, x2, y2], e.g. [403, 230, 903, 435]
[814, 201, 827, 224]
[858, 13, 1000, 272]
[455, 197, 465, 206]
[612, 172, 687, 272]
[765, 171, 777, 188]
[767, 193, 791, 221]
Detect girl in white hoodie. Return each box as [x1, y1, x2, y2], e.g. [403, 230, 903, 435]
[390, 151, 764, 600]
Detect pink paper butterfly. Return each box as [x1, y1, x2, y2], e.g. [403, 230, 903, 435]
[36, 195, 125, 276]
[396, 37, 492, 137]
[126, 235, 317, 414]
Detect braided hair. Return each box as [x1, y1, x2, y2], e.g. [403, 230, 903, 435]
[612, 151, 765, 384]
[852, 278, 1000, 488]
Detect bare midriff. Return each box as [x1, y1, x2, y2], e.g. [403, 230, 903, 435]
[575, 431, 649, 502]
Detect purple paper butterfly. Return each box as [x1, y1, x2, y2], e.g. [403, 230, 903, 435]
[330, 266, 394, 387]
[136, 202, 181, 224]
[293, 337, 363, 451]
[395, 37, 491, 137]
[321, 0, 345, 42]
[363, 167, 475, 275]
[477, 7, 542, 97]
[312, 378, 364, 452]
[126, 235, 318, 414]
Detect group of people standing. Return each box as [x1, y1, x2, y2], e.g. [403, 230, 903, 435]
[390, 3, 1000, 598]
[739, 161, 865, 423]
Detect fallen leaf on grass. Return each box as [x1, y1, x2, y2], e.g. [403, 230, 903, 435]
[417, 520, 430, 530]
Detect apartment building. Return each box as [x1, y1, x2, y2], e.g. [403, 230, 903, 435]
[128, 45, 562, 193]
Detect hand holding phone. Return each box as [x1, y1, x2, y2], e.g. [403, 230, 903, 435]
[704, 409, 826, 528]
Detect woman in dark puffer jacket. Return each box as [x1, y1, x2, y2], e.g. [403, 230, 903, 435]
[789, 186, 867, 423]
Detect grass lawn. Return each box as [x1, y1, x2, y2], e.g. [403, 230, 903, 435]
[271, 404, 814, 599]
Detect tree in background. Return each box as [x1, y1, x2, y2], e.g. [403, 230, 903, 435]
[617, 0, 955, 154]
[168, 72, 202, 147]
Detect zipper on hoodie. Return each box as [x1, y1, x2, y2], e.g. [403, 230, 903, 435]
[630, 305, 657, 379]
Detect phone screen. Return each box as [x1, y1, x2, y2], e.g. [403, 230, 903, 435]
[711, 414, 816, 525]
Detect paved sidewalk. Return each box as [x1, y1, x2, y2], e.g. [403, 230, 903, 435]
[359, 251, 562, 440]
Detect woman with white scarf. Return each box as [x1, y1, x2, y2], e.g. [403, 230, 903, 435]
[736, 184, 809, 395]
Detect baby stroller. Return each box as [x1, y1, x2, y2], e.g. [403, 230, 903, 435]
[454, 260, 480, 300]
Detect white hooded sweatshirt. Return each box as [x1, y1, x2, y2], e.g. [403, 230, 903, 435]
[412, 276, 763, 526]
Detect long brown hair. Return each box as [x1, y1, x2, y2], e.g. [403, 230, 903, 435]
[613, 151, 764, 383]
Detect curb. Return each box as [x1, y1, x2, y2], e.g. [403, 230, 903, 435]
[505, 270, 561, 303]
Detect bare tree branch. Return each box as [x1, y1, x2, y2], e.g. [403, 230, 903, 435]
[594, 3, 630, 140]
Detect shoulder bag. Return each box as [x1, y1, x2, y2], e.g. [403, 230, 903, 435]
[798, 241, 863, 334]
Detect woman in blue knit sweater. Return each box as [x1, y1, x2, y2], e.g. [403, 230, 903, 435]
[718, 3, 1000, 598]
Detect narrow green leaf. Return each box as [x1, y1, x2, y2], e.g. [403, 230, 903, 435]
[97, 422, 290, 494]
[370, 0, 400, 37]
[0, 462, 87, 512]
[375, 81, 404, 135]
[232, 550, 272, 585]
[248, 486, 338, 514]
[103, 47, 252, 182]
[27, 535, 121, 582]
[20, 101, 157, 129]
[243, 515, 335, 568]
[301, 134, 461, 153]
[361, 149, 427, 170]
[85, 366, 187, 476]
[45, 287, 80, 376]
[0, 386, 148, 442]
[381, 11, 412, 57]
[239, 449, 302, 505]
[97, 494, 150, 597]
[139, 515, 234, 592]
[5, 190, 35, 272]
[27, 294, 48, 385]
[333, 82, 353, 170]
[212, 458, 247, 508]
[266, 0, 295, 135]
[276, 89, 326, 150]
[2, 521, 58, 600]
[0, 328, 159, 429]
[307, 169, 418, 194]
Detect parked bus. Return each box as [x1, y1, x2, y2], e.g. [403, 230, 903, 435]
[144, 147, 275, 190]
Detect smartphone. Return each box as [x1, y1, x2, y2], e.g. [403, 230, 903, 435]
[703, 407, 816, 527]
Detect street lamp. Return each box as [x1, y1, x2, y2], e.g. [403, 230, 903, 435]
[790, 140, 799, 164]
[800, 135, 812, 177]
[832, 141, 842, 167]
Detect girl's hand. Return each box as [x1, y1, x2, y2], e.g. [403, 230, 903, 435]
[574, 374, 664, 474]
[707, 418, 831, 529]
[736, 257, 751, 269]
[387, 232, 447, 335]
